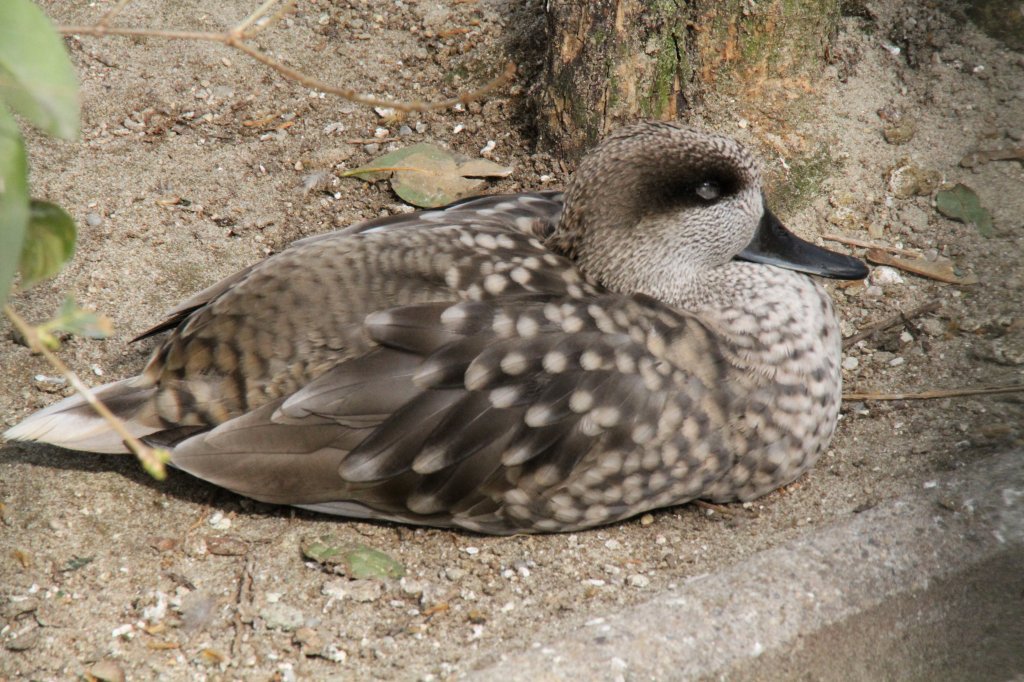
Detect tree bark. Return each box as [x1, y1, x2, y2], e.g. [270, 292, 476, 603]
[538, 0, 842, 161]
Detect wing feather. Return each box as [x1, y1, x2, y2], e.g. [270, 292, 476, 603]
[118, 202, 736, 531]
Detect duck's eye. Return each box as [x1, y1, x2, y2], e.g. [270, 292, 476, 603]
[694, 181, 721, 202]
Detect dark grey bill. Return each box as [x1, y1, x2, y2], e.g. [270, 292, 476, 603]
[736, 206, 868, 280]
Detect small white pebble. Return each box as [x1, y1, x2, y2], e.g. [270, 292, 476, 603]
[842, 356, 859, 371]
[880, 40, 901, 56]
[869, 266, 904, 286]
[604, 539, 622, 550]
[627, 574, 650, 588]
[111, 623, 133, 639]
[480, 140, 496, 155]
[463, 546, 479, 556]
[208, 511, 231, 530]
[452, 123, 465, 134]
[923, 480, 938, 489]
[889, 357, 905, 367]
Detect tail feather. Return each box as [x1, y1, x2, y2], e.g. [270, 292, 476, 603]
[4, 378, 162, 454]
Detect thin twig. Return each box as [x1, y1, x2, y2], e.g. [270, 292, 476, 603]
[842, 300, 941, 349]
[844, 384, 1024, 401]
[96, 0, 135, 28]
[231, 38, 517, 112]
[59, 24, 226, 42]
[3, 305, 169, 478]
[57, 19, 517, 113]
[865, 249, 977, 286]
[233, 0, 282, 36]
[960, 146, 1024, 169]
[238, 0, 297, 39]
[823, 233, 923, 258]
[232, 553, 255, 659]
[694, 500, 738, 516]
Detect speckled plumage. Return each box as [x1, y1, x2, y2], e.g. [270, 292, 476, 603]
[5, 122, 866, 534]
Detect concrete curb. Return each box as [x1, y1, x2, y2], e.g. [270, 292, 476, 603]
[470, 450, 1024, 681]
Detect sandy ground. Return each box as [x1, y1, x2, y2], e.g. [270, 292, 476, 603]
[1, 1, 1022, 679]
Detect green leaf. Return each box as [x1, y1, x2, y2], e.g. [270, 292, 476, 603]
[60, 555, 94, 572]
[0, 0, 80, 139]
[935, 183, 994, 238]
[39, 296, 112, 340]
[18, 199, 76, 289]
[344, 143, 513, 208]
[300, 536, 405, 579]
[342, 544, 405, 580]
[0, 104, 29, 306]
[301, 536, 346, 565]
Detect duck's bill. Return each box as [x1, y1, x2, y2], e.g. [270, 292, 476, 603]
[735, 207, 868, 280]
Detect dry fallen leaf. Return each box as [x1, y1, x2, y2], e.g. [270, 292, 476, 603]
[87, 659, 125, 682]
[344, 143, 513, 208]
[204, 535, 249, 556]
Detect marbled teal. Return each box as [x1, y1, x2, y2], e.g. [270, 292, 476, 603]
[5, 121, 867, 534]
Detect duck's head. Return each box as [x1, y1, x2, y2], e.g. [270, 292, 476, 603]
[548, 122, 867, 305]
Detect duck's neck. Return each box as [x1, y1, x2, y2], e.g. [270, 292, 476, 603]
[679, 262, 842, 386]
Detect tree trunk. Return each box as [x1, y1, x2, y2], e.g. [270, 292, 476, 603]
[538, 0, 842, 161]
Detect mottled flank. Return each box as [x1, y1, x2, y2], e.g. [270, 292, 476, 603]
[4, 122, 865, 534]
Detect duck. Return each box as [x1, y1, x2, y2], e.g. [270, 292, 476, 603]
[4, 121, 867, 534]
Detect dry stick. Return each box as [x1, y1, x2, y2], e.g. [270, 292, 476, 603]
[3, 305, 169, 478]
[844, 384, 1024, 401]
[842, 300, 941, 349]
[96, 0, 134, 28]
[239, 0, 297, 39]
[960, 146, 1024, 168]
[57, 23, 517, 113]
[232, 554, 256, 659]
[823, 233, 923, 258]
[234, 0, 284, 35]
[694, 500, 738, 517]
